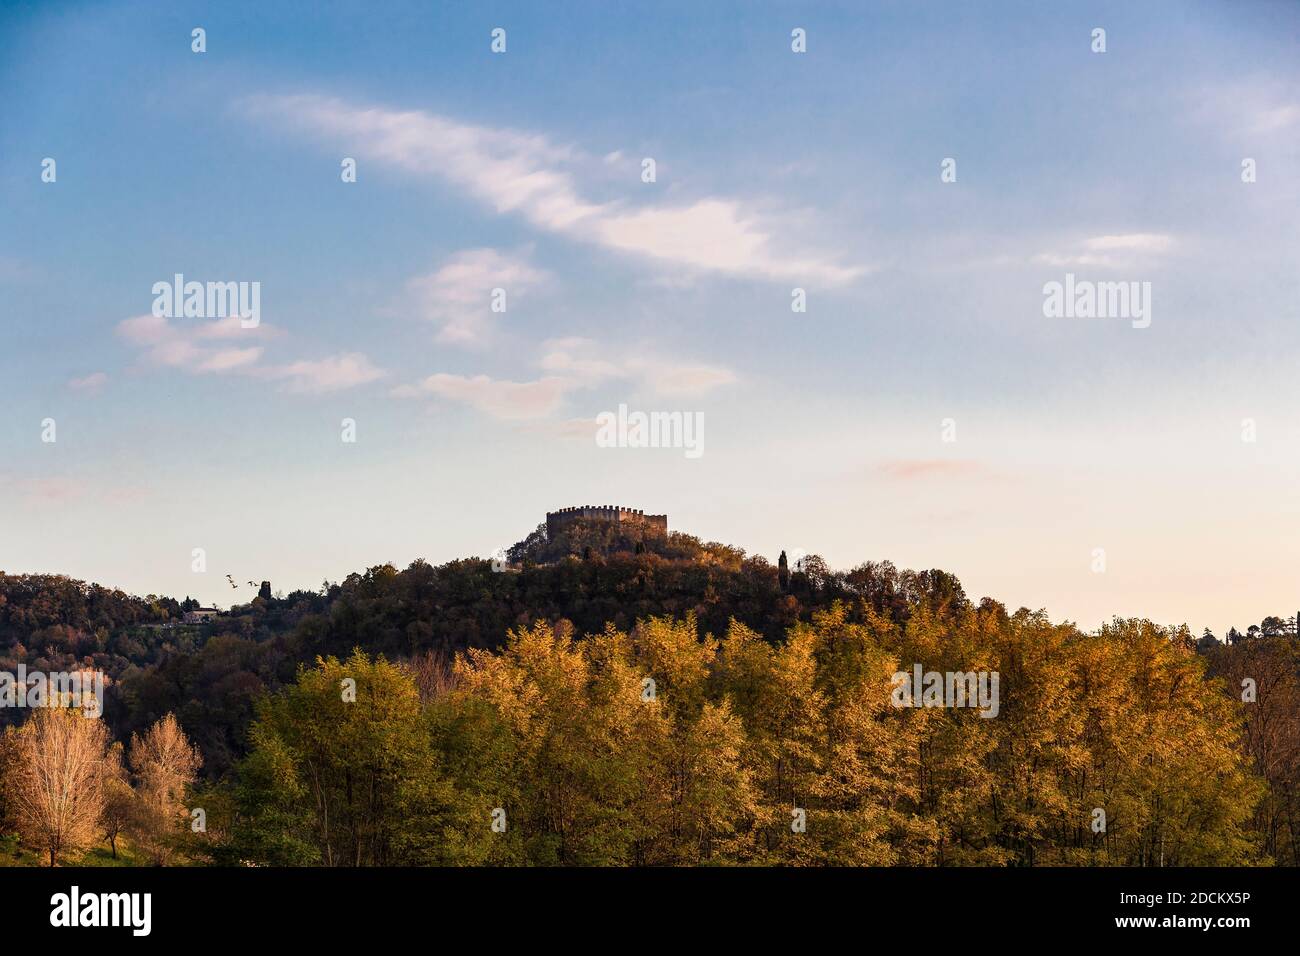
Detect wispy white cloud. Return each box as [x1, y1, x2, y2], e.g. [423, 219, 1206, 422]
[1033, 232, 1175, 268]
[1193, 77, 1300, 137]
[260, 353, 386, 394]
[68, 371, 108, 392]
[1081, 233, 1173, 253]
[1250, 103, 1300, 133]
[536, 338, 624, 383]
[393, 336, 737, 421]
[242, 93, 863, 284]
[115, 314, 383, 394]
[197, 348, 263, 373]
[117, 313, 272, 370]
[631, 359, 737, 396]
[539, 337, 738, 396]
[392, 373, 573, 420]
[193, 315, 279, 341]
[409, 247, 552, 345]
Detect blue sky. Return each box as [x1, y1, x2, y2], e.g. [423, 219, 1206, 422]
[2, 1, 1298, 634]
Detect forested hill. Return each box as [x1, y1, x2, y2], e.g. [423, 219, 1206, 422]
[0, 527, 966, 774]
[0, 523, 1290, 783]
[1, 525, 973, 670]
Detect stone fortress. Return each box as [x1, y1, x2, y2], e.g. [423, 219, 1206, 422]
[546, 505, 668, 540]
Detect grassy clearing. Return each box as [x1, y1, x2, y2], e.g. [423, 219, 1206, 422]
[0, 832, 148, 867]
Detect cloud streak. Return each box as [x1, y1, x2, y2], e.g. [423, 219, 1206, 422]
[242, 93, 863, 284]
[259, 353, 386, 394]
[878, 459, 990, 481]
[1033, 233, 1175, 268]
[68, 372, 108, 392]
[392, 373, 573, 420]
[115, 314, 383, 394]
[393, 337, 737, 421]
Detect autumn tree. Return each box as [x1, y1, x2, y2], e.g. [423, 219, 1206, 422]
[437, 618, 763, 865]
[406, 647, 457, 703]
[102, 741, 135, 859]
[449, 621, 667, 864]
[712, 619, 825, 860]
[4, 707, 111, 866]
[1207, 636, 1300, 864]
[228, 604, 1274, 868]
[128, 713, 202, 864]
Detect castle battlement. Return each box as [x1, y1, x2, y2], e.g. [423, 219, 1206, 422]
[546, 505, 668, 539]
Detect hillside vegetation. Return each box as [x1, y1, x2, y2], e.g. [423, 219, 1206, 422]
[2, 521, 1297, 866]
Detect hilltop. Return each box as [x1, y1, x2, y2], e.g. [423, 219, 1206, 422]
[0, 515, 1291, 783]
[3, 520, 1299, 868]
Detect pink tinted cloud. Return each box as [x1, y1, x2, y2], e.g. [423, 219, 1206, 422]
[878, 459, 990, 481]
[68, 372, 109, 392]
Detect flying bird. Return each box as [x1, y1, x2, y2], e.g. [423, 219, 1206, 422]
[225, 574, 238, 589]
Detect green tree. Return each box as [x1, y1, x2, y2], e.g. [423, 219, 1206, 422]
[232, 650, 458, 866]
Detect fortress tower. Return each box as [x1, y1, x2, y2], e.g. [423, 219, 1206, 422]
[546, 505, 668, 540]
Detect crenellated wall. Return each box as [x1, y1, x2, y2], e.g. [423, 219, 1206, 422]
[546, 505, 668, 540]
